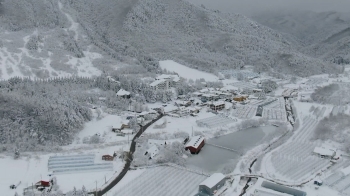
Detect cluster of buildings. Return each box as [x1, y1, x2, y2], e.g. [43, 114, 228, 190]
[149, 74, 181, 91]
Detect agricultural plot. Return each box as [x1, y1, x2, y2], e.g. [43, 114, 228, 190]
[48, 154, 113, 174]
[270, 141, 329, 181]
[250, 100, 265, 106]
[262, 108, 285, 121]
[270, 117, 330, 181]
[231, 82, 257, 90]
[232, 106, 257, 119]
[324, 170, 350, 195]
[331, 105, 346, 116]
[312, 106, 327, 119]
[305, 78, 328, 86]
[113, 166, 207, 196]
[196, 115, 237, 128]
[264, 98, 285, 109]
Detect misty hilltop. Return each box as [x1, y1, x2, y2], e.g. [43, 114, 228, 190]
[253, 11, 350, 65]
[0, 0, 344, 79]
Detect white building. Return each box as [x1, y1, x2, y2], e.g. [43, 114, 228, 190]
[313, 146, 336, 158]
[178, 106, 190, 117]
[150, 74, 181, 90]
[198, 173, 226, 195]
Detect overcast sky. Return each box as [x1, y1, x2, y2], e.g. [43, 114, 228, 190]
[187, 0, 350, 16]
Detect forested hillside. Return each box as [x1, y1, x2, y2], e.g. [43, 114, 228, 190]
[0, 0, 343, 79]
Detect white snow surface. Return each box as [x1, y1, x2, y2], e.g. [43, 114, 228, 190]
[159, 60, 219, 82]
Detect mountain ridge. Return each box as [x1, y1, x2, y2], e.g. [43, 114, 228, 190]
[0, 0, 343, 79]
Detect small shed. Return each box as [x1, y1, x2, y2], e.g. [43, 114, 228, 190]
[313, 147, 336, 158]
[35, 180, 50, 188]
[198, 173, 226, 195]
[102, 155, 114, 161]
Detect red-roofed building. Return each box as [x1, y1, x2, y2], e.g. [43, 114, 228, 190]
[185, 136, 205, 154]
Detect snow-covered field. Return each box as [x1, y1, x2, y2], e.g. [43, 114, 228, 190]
[112, 166, 207, 196]
[159, 60, 219, 82]
[0, 111, 137, 196]
[0, 147, 125, 196]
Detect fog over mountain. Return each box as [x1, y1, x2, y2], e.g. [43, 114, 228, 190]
[187, 0, 350, 16]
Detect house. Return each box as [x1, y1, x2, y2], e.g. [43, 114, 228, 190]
[178, 106, 190, 117]
[261, 181, 307, 196]
[116, 89, 131, 99]
[313, 147, 336, 158]
[198, 173, 226, 196]
[102, 155, 114, 161]
[209, 101, 225, 111]
[185, 135, 205, 154]
[192, 92, 203, 97]
[188, 106, 201, 114]
[201, 94, 217, 102]
[145, 145, 159, 159]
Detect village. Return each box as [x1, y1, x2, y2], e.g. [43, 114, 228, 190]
[4, 61, 350, 196]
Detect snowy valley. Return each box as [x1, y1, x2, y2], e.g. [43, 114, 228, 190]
[1, 0, 350, 196]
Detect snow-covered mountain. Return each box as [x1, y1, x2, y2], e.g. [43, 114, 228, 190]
[253, 11, 350, 64]
[0, 0, 343, 79]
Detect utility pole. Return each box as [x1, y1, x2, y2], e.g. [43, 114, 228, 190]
[95, 181, 97, 196]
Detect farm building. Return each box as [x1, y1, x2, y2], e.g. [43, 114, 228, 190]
[261, 181, 307, 196]
[116, 89, 131, 99]
[209, 101, 225, 111]
[177, 106, 190, 116]
[185, 135, 205, 154]
[35, 180, 50, 188]
[198, 173, 226, 195]
[188, 106, 201, 114]
[256, 106, 263, 117]
[313, 147, 336, 158]
[145, 145, 159, 159]
[102, 155, 114, 161]
[233, 95, 248, 102]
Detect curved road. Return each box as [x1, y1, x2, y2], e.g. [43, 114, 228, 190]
[91, 113, 164, 196]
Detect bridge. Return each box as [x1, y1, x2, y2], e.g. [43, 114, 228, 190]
[206, 143, 241, 154]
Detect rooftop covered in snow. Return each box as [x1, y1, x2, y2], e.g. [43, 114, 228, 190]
[116, 89, 130, 96]
[185, 135, 205, 149]
[313, 147, 336, 157]
[199, 173, 226, 189]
